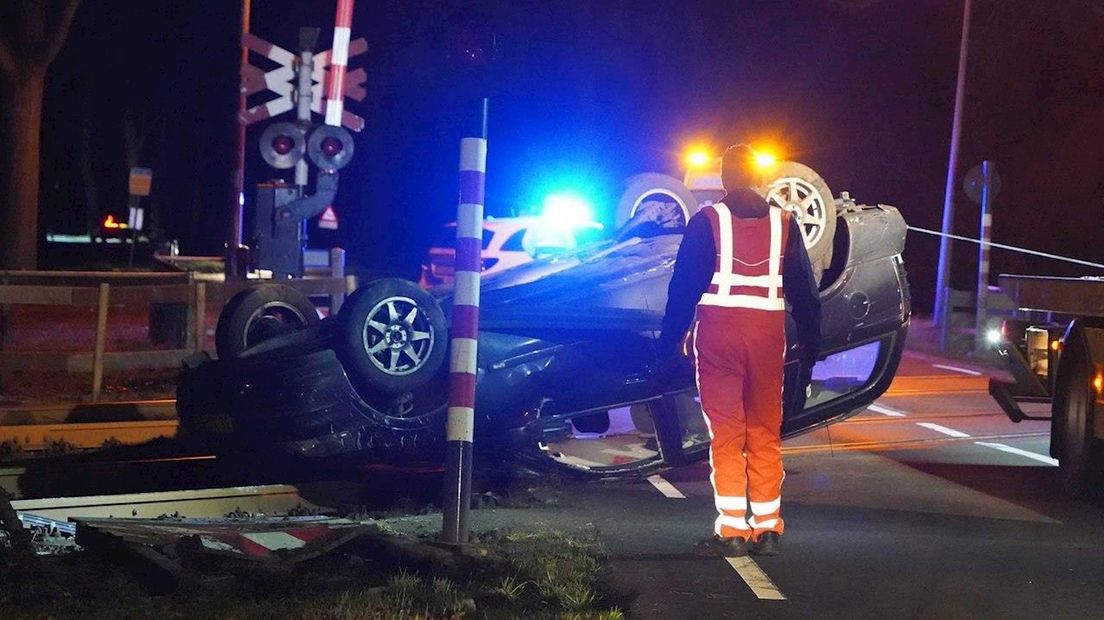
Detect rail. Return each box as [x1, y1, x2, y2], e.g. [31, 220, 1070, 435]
[0, 249, 353, 402]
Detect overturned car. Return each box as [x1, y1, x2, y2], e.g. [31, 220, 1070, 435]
[178, 164, 911, 479]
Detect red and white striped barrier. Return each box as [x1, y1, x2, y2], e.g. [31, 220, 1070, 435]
[442, 115, 488, 542]
[447, 137, 486, 440]
[324, 0, 355, 127]
[975, 160, 994, 340]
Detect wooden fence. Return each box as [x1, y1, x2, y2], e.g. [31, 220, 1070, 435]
[0, 251, 353, 402]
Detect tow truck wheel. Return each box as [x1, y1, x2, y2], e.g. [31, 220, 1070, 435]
[215, 284, 320, 360]
[616, 173, 701, 230]
[337, 278, 448, 394]
[1053, 348, 1104, 498]
[758, 162, 837, 279]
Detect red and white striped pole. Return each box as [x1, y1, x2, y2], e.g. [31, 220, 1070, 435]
[975, 159, 993, 347]
[442, 99, 489, 543]
[324, 0, 355, 127]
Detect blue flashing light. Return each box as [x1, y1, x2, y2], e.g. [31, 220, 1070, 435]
[540, 192, 598, 229]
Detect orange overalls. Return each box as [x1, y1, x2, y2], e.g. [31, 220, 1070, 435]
[693, 203, 789, 541]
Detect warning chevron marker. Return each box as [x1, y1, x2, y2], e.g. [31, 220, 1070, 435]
[319, 206, 339, 230]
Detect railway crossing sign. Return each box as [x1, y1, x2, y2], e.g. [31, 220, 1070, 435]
[239, 32, 368, 131]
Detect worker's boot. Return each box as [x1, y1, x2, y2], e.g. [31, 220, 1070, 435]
[751, 532, 781, 556]
[694, 535, 748, 557]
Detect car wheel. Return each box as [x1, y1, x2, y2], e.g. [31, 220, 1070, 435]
[1053, 347, 1104, 498]
[616, 173, 701, 230]
[337, 278, 448, 394]
[758, 162, 837, 280]
[215, 284, 320, 360]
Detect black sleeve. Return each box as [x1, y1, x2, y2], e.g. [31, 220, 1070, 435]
[656, 212, 714, 357]
[783, 217, 822, 358]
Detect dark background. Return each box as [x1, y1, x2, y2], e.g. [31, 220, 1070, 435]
[32, 0, 1104, 313]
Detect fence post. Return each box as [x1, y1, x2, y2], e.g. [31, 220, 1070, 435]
[330, 247, 346, 314]
[193, 282, 207, 352]
[91, 283, 110, 402]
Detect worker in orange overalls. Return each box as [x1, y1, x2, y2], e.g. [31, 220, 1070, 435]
[657, 144, 821, 557]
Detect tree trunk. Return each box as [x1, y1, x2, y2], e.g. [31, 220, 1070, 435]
[0, 67, 45, 271]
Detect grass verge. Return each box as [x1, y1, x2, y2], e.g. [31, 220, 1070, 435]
[0, 527, 628, 619]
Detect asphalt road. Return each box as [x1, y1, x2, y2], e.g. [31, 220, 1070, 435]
[520, 350, 1104, 619]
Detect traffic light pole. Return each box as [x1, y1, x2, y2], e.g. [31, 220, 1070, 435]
[442, 99, 489, 544]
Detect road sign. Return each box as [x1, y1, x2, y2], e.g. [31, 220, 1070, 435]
[241, 32, 366, 131]
[964, 163, 1001, 204]
[319, 206, 339, 230]
[128, 167, 152, 197]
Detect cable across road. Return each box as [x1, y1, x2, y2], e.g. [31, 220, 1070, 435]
[907, 226, 1104, 271]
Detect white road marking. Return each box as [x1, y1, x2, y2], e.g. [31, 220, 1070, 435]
[867, 403, 907, 417]
[916, 423, 972, 438]
[975, 441, 1059, 466]
[646, 475, 686, 499]
[727, 556, 787, 600]
[932, 364, 984, 376]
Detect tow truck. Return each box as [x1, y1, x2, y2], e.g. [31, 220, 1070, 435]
[988, 275, 1104, 497]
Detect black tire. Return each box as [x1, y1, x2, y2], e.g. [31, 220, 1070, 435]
[757, 162, 837, 280]
[215, 284, 320, 360]
[1053, 343, 1104, 498]
[337, 278, 448, 394]
[615, 173, 701, 230]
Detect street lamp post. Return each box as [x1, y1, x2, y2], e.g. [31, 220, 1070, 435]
[934, 0, 973, 328]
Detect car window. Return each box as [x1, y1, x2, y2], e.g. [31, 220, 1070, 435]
[500, 229, 528, 252]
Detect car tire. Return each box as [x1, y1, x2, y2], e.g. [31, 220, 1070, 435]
[215, 284, 320, 360]
[1053, 344, 1104, 498]
[615, 173, 701, 230]
[337, 278, 448, 395]
[757, 162, 837, 280]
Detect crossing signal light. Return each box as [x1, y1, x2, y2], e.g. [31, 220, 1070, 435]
[307, 125, 355, 171]
[259, 121, 306, 170]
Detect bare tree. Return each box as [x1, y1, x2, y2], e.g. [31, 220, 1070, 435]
[0, 0, 82, 270]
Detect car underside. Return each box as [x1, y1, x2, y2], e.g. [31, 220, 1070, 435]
[178, 168, 911, 480]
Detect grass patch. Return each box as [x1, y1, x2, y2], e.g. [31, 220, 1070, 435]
[0, 528, 627, 619]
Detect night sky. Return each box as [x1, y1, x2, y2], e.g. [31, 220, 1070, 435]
[30, 0, 1104, 312]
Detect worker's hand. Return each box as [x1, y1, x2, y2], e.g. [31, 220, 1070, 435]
[799, 349, 817, 405]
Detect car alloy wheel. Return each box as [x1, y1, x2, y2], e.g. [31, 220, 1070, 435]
[362, 295, 436, 376]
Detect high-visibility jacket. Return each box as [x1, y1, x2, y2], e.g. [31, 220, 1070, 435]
[658, 190, 822, 540]
[698, 203, 787, 312]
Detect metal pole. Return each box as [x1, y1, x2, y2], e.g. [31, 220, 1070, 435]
[229, 0, 251, 276]
[933, 0, 972, 326]
[974, 160, 992, 347]
[442, 99, 489, 544]
[294, 30, 317, 193]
